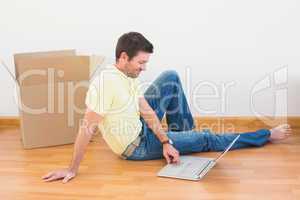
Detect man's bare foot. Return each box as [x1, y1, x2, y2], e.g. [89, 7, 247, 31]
[269, 124, 292, 142]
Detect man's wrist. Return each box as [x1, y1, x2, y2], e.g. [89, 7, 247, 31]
[162, 143, 172, 149]
[161, 138, 173, 146]
[68, 166, 78, 173]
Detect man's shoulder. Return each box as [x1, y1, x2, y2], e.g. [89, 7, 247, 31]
[94, 65, 120, 81]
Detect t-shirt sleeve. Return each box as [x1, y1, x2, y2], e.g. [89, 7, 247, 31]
[85, 72, 114, 116]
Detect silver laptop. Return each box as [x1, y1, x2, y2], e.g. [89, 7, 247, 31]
[157, 134, 240, 181]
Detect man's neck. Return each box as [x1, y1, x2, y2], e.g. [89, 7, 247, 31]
[114, 63, 128, 77]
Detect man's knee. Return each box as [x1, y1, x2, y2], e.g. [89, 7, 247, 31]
[160, 70, 180, 82]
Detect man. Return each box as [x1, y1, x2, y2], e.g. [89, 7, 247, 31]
[42, 32, 292, 183]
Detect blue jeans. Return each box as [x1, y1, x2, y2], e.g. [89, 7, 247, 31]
[126, 70, 271, 161]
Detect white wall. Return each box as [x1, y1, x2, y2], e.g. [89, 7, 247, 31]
[0, 0, 299, 116]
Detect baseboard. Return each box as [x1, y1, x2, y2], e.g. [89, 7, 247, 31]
[162, 116, 300, 133]
[195, 116, 299, 133]
[1, 116, 299, 131]
[0, 116, 20, 127]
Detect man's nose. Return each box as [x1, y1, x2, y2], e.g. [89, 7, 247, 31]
[140, 65, 146, 71]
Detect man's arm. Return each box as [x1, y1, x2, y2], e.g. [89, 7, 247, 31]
[42, 108, 103, 183]
[68, 108, 102, 172]
[139, 97, 180, 164]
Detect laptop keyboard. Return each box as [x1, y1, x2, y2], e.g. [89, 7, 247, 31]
[159, 156, 211, 177]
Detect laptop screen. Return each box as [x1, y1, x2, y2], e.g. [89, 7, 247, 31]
[214, 134, 240, 163]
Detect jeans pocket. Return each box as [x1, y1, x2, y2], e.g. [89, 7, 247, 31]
[127, 140, 147, 160]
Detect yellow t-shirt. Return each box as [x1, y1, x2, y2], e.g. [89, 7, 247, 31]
[85, 65, 143, 155]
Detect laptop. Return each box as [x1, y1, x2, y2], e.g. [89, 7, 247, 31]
[157, 134, 240, 181]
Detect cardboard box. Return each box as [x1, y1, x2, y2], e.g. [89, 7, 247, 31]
[14, 50, 98, 149]
[14, 49, 76, 60]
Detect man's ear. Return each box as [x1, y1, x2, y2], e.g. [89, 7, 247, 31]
[120, 52, 129, 62]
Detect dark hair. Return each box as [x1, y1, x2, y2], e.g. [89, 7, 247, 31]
[115, 32, 153, 61]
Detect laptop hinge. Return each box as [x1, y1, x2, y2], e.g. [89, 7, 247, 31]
[197, 161, 216, 178]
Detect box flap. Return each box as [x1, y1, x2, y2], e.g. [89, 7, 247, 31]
[89, 55, 105, 78]
[14, 49, 76, 61]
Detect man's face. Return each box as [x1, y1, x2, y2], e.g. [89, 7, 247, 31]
[123, 51, 150, 78]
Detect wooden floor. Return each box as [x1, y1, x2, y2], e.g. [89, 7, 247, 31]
[0, 125, 299, 200]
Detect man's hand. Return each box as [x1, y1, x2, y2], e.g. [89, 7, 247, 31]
[41, 109, 102, 184]
[42, 169, 77, 183]
[163, 144, 180, 164]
